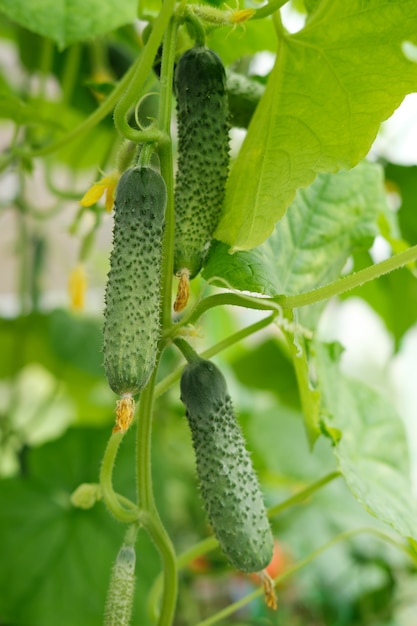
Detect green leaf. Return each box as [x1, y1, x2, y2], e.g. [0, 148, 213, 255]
[231, 337, 300, 410]
[205, 161, 384, 298]
[207, 19, 277, 65]
[316, 341, 417, 541]
[215, 0, 417, 250]
[0, 427, 157, 626]
[245, 401, 336, 483]
[0, 0, 138, 49]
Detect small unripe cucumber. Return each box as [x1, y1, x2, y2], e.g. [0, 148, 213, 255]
[103, 166, 166, 396]
[174, 46, 230, 279]
[180, 357, 273, 573]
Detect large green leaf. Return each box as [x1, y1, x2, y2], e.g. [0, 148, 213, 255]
[207, 18, 277, 65]
[205, 161, 384, 299]
[0, 0, 137, 49]
[216, 0, 417, 250]
[0, 427, 158, 626]
[316, 341, 417, 542]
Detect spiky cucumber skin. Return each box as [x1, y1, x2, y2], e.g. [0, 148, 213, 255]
[180, 358, 273, 573]
[103, 166, 166, 396]
[174, 46, 230, 279]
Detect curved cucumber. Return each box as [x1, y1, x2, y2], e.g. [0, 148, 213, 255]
[180, 357, 273, 573]
[174, 46, 230, 279]
[103, 166, 166, 396]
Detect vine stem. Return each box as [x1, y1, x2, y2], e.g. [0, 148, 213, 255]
[184, 244, 417, 321]
[196, 527, 416, 626]
[250, 0, 289, 21]
[267, 470, 341, 518]
[136, 366, 178, 626]
[155, 313, 277, 399]
[99, 431, 140, 523]
[157, 16, 178, 329]
[280, 243, 417, 308]
[113, 0, 177, 142]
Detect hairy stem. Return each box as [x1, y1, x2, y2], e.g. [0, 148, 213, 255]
[156, 313, 277, 399]
[279, 244, 417, 309]
[100, 431, 140, 523]
[157, 17, 178, 329]
[113, 0, 177, 142]
[136, 368, 178, 626]
[268, 471, 341, 518]
[184, 244, 417, 321]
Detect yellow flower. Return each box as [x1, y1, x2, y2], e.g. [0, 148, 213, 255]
[80, 171, 119, 212]
[229, 8, 255, 24]
[68, 264, 87, 311]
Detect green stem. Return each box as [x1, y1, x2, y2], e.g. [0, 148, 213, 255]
[196, 527, 416, 626]
[283, 312, 320, 447]
[157, 17, 178, 329]
[184, 292, 277, 326]
[37, 37, 54, 100]
[183, 10, 206, 46]
[136, 368, 178, 626]
[141, 512, 179, 626]
[251, 0, 289, 20]
[267, 471, 341, 519]
[278, 244, 417, 309]
[100, 431, 140, 523]
[156, 313, 277, 399]
[113, 0, 177, 142]
[136, 372, 157, 511]
[173, 337, 200, 363]
[61, 43, 82, 105]
[138, 142, 155, 167]
[148, 536, 218, 623]
[183, 244, 417, 321]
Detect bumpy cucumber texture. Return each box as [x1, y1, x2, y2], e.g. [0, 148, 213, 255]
[174, 46, 230, 279]
[180, 357, 274, 573]
[103, 166, 166, 396]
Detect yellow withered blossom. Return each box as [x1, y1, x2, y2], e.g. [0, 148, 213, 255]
[80, 171, 119, 213]
[68, 263, 87, 311]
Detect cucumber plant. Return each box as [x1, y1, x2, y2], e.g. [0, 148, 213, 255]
[4, 2, 417, 626]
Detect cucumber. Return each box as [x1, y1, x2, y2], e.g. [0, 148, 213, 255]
[226, 69, 265, 129]
[104, 544, 136, 626]
[180, 356, 274, 573]
[174, 46, 230, 281]
[103, 166, 166, 397]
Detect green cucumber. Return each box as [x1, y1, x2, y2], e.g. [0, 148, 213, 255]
[104, 543, 136, 626]
[174, 46, 230, 280]
[103, 166, 166, 397]
[180, 356, 274, 573]
[226, 69, 265, 129]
